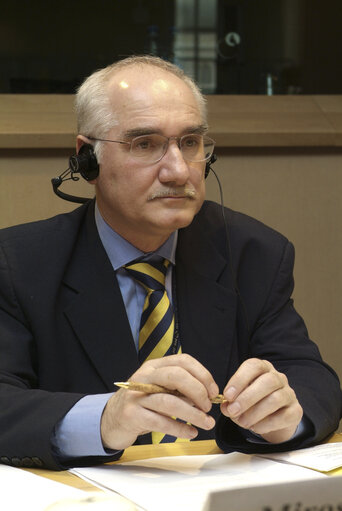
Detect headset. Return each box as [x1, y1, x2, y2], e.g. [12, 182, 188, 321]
[51, 144, 99, 204]
[51, 147, 250, 338]
[51, 145, 217, 204]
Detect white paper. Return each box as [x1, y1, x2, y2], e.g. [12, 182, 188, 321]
[0, 465, 84, 511]
[71, 452, 326, 511]
[258, 442, 342, 471]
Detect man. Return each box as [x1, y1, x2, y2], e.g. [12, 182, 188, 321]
[0, 56, 341, 470]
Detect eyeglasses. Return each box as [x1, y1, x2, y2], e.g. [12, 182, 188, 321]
[87, 133, 215, 164]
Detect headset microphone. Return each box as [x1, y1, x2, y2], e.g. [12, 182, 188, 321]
[51, 172, 90, 204]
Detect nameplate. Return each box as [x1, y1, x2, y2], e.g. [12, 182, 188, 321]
[203, 475, 342, 511]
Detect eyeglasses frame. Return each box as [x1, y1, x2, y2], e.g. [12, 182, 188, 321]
[86, 133, 215, 164]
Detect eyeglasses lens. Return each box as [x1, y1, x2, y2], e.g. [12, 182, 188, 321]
[130, 134, 214, 163]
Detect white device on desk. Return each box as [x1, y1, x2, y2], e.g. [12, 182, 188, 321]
[203, 476, 342, 511]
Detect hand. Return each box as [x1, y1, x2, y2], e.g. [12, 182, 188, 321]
[101, 354, 218, 450]
[221, 358, 303, 443]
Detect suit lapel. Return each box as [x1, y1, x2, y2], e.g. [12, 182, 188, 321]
[62, 204, 139, 391]
[176, 222, 238, 394]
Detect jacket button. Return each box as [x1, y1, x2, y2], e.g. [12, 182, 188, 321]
[32, 457, 44, 467]
[11, 457, 21, 467]
[0, 456, 11, 465]
[21, 457, 33, 467]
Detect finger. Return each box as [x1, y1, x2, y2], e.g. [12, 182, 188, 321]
[226, 370, 288, 419]
[223, 358, 275, 402]
[231, 386, 295, 430]
[245, 401, 303, 441]
[142, 354, 219, 399]
[139, 392, 216, 432]
[144, 366, 213, 412]
[138, 407, 199, 440]
[131, 354, 219, 411]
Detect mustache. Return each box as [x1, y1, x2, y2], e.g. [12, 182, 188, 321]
[148, 188, 196, 200]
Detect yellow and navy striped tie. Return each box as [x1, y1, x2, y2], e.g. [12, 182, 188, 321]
[125, 258, 188, 443]
[125, 258, 175, 363]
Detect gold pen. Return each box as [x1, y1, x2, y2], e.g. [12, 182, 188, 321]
[114, 381, 227, 404]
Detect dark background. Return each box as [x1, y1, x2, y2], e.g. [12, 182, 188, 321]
[0, 0, 341, 94]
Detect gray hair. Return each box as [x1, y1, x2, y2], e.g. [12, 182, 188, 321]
[74, 55, 207, 160]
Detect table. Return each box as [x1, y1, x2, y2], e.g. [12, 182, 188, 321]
[25, 432, 342, 491]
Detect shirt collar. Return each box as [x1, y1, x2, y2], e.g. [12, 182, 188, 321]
[94, 203, 177, 270]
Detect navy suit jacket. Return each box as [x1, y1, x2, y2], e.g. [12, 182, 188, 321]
[0, 200, 340, 470]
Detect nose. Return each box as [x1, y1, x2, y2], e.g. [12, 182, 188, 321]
[158, 139, 190, 185]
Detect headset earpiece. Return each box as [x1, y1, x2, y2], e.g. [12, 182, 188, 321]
[205, 154, 217, 179]
[69, 144, 99, 181]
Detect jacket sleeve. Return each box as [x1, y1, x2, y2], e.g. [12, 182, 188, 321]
[0, 244, 120, 470]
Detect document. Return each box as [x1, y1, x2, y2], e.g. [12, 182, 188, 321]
[71, 452, 326, 511]
[0, 465, 84, 511]
[259, 442, 342, 472]
[0, 465, 136, 511]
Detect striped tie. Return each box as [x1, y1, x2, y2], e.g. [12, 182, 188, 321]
[125, 258, 175, 362]
[125, 258, 188, 443]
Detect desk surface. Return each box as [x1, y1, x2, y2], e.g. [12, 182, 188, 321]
[26, 433, 342, 491]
